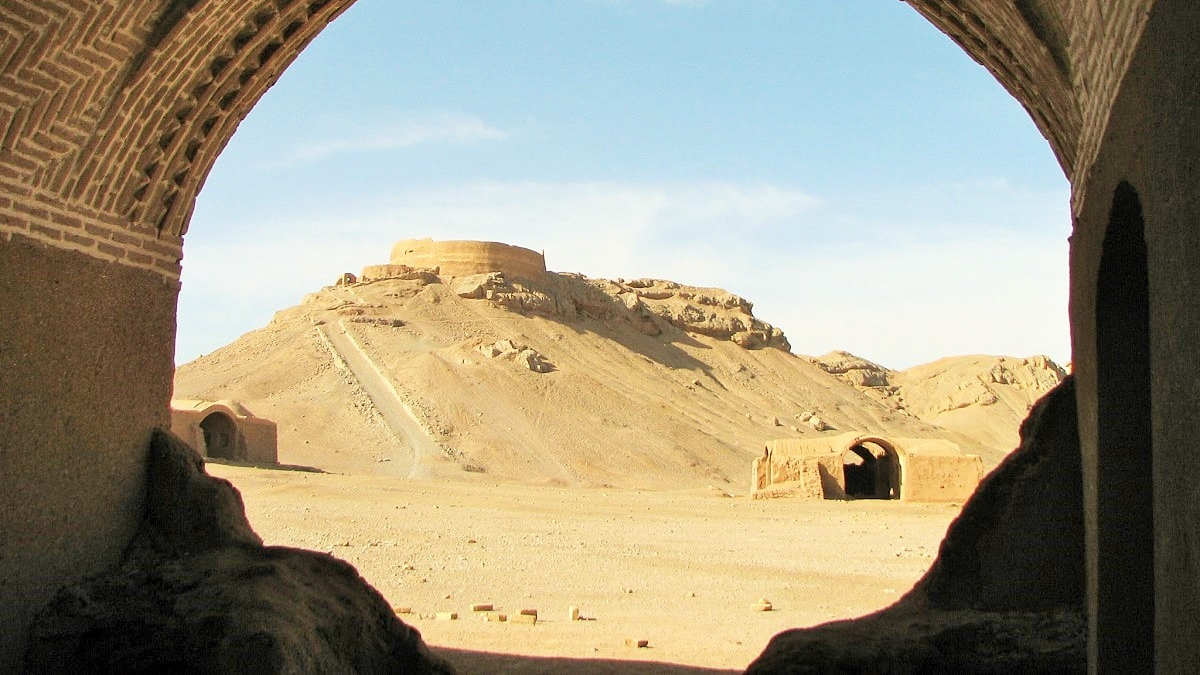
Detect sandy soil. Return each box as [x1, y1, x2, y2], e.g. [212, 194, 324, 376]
[210, 463, 963, 673]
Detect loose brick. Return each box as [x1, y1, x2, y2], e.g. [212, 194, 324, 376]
[84, 221, 113, 237]
[625, 639, 649, 648]
[48, 210, 82, 230]
[111, 230, 146, 246]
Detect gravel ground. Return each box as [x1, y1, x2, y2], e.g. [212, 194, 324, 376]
[211, 464, 962, 673]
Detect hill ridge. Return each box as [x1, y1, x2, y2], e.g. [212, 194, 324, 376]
[175, 266, 1064, 489]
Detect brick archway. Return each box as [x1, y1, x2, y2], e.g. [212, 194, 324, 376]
[3, 1, 1190, 671]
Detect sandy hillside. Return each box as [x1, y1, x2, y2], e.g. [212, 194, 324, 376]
[175, 270, 1064, 487]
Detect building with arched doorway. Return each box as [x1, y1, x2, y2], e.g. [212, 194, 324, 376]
[753, 432, 982, 502]
[169, 399, 278, 464]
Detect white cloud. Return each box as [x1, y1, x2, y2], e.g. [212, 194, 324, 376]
[743, 236, 1070, 369]
[363, 180, 819, 271]
[272, 112, 508, 166]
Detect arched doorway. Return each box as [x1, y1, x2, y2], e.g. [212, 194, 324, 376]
[199, 412, 239, 460]
[841, 440, 900, 499]
[1091, 181, 1153, 669]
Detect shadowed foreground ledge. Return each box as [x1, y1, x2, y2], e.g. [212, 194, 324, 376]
[747, 377, 1085, 673]
[24, 431, 453, 674]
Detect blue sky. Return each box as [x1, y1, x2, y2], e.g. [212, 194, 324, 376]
[177, 0, 1071, 370]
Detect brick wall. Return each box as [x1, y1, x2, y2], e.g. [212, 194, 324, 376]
[0, 0, 358, 284]
[0, 196, 183, 281]
[1065, 0, 1154, 213]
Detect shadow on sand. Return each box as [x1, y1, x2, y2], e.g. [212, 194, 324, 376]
[434, 647, 743, 674]
[202, 457, 326, 474]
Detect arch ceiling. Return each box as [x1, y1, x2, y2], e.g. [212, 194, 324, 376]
[0, 1, 1151, 275]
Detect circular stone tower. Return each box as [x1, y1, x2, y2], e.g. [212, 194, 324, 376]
[388, 238, 547, 281]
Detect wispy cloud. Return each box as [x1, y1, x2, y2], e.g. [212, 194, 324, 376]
[364, 180, 821, 280]
[743, 235, 1069, 369]
[273, 113, 508, 166]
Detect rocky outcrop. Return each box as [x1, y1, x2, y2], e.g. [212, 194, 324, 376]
[360, 263, 441, 284]
[25, 431, 452, 674]
[896, 355, 1066, 420]
[983, 354, 1065, 390]
[814, 350, 891, 387]
[478, 339, 554, 373]
[746, 377, 1083, 673]
[821, 352, 1066, 419]
[445, 271, 790, 351]
[623, 278, 788, 349]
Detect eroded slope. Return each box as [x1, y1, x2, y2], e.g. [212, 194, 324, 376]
[176, 271, 1061, 488]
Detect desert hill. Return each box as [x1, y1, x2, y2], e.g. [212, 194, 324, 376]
[175, 251, 1064, 491]
[813, 350, 1066, 455]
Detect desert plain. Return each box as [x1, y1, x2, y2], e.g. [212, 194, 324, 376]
[210, 463, 962, 673]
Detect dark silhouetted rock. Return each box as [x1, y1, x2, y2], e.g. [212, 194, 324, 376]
[746, 606, 1084, 674]
[920, 375, 1083, 611]
[25, 430, 453, 674]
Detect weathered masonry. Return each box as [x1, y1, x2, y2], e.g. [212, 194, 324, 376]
[382, 238, 547, 282]
[753, 433, 982, 502]
[1, 1, 1197, 671]
[169, 399, 278, 464]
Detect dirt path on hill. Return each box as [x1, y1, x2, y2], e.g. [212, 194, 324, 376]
[318, 319, 444, 479]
